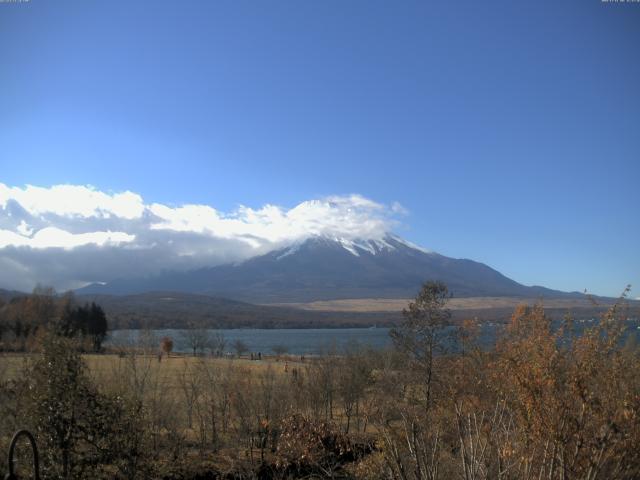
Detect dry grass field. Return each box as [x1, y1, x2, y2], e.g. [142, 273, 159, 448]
[268, 296, 620, 312]
[0, 352, 299, 386]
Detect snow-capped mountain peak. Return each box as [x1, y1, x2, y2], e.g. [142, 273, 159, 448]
[77, 231, 575, 303]
[335, 236, 394, 256]
[386, 234, 434, 255]
[274, 233, 432, 260]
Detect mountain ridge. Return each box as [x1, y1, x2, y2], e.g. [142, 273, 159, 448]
[77, 233, 586, 303]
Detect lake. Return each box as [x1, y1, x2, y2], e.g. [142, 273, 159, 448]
[106, 318, 640, 355]
[108, 327, 395, 355]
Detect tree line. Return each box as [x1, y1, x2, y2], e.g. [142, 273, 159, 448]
[0, 286, 108, 352]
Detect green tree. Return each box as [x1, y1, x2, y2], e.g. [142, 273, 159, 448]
[86, 302, 108, 352]
[54, 300, 108, 352]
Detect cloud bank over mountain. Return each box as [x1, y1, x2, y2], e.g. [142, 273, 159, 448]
[0, 183, 405, 291]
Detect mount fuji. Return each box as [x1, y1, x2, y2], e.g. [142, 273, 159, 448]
[77, 234, 579, 303]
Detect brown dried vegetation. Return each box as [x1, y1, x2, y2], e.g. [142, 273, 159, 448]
[0, 285, 638, 479]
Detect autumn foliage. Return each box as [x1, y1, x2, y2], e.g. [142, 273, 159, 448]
[0, 284, 638, 479]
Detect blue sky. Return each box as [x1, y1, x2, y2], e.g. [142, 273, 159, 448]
[0, 0, 639, 297]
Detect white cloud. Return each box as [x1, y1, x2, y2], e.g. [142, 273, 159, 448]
[147, 195, 394, 244]
[0, 183, 406, 291]
[0, 227, 135, 249]
[391, 201, 409, 215]
[16, 220, 33, 236]
[0, 184, 145, 219]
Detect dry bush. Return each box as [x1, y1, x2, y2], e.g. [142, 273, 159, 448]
[488, 299, 640, 480]
[275, 414, 357, 479]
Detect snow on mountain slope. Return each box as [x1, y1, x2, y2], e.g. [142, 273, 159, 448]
[272, 233, 433, 260]
[77, 232, 579, 303]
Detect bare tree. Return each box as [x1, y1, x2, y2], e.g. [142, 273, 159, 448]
[271, 344, 289, 359]
[390, 280, 451, 411]
[307, 355, 338, 421]
[177, 361, 201, 429]
[137, 329, 159, 355]
[337, 349, 372, 433]
[181, 327, 211, 356]
[209, 331, 226, 357]
[233, 339, 249, 358]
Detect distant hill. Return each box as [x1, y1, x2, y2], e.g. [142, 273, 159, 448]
[76, 291, 401, 329]
[76, 291, 635, 330]
[2, 288, 631, 330]
[0, 288, 26, 302]
[78, 234, 585, 303]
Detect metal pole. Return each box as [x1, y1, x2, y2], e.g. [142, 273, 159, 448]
[4, 430, 40, 480]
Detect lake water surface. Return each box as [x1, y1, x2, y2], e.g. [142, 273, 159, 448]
[107, 319, 640, 355]
[108, 328, 394, 355]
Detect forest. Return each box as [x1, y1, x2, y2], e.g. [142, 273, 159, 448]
[0, 287, 108, 353]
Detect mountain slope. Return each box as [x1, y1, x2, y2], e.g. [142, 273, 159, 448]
[78, 234, 580, 303]
[76, 291, 401, 329]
